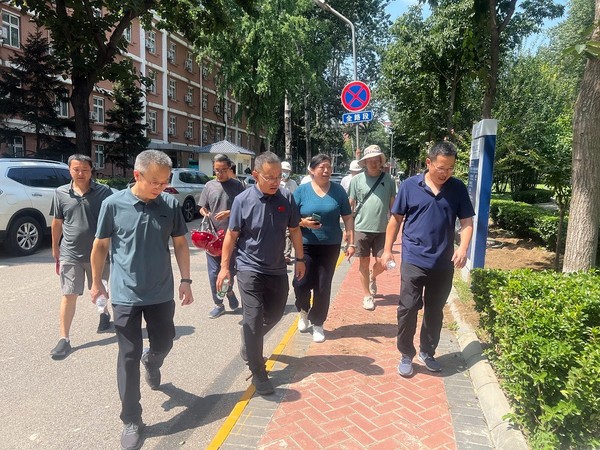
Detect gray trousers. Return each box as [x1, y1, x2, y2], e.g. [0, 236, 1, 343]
[237, 271, 289, 375]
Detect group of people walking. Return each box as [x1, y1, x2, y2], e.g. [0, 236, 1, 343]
[48, 141, 473, 450]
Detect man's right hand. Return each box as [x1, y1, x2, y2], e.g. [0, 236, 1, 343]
[90, 281, 109, 305]
[216, 268, 231, 292]
[380, 250, 395, 270]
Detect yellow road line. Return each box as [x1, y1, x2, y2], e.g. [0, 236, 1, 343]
[206, 250, 348, 449]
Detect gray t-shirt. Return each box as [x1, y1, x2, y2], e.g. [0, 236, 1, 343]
[95, 188, 188, 306]
[198, 178, 245, 232]
[51, 180, 113, 263]
[349, 171, 397, 233]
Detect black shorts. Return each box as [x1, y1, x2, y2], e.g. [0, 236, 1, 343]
[354, 231, 385, 258]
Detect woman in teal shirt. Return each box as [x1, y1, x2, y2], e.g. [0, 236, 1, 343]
[293, 154, 355, 342]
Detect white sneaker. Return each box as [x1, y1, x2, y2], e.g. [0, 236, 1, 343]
[363, 296, 375, 311]
[313, 325, 325, 342]
[297, 310, 310, 332]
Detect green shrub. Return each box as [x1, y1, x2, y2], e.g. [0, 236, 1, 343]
[512, 189, 553, 204]
[97, 176, 130, 191]
[471, 269, 600, 449]
[533, 215, 568, 251]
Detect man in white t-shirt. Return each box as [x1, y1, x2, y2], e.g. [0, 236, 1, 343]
[341, 160, 362, 192]
[280, 161, 298, 193]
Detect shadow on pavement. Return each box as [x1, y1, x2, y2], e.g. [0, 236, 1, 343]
[324, 322, 398, 341]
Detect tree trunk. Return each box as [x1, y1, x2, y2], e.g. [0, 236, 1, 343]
[284, 92, 292, 162]
[562, 2, 600, 272]
[304, 92, 311, 167]
[482, 20, 500, 119]
[71, 76, 94, 156]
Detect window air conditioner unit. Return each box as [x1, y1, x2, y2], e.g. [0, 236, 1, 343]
[168, 127, 175, 135]
[184, 93, 192, 104]
[145, 42, 155, 52]
[184, 131, 192, 139]
[167, 50, 175, 62]
[89, 111, 97, 121]
[184, 59, 193, 71]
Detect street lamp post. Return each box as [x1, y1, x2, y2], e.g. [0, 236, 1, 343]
[312, 0, 360, 158]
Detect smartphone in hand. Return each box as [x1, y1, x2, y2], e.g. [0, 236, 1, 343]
[310, 213, 321, 224]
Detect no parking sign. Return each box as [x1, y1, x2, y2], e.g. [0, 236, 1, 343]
[341, 81, 371, 112]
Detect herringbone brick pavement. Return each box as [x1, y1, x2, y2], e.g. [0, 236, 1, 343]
[257, 255, 458, 450]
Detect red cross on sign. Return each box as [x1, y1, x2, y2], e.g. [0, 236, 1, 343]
[341, 81, 371, 112]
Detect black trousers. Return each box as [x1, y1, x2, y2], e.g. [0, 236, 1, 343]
[113, 300, 176, 424]
[292, 243, 341, 327]
[396, 263, 453, 359]
[237, 271, 289, 375]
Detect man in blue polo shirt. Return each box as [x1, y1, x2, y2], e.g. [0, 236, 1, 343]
[90, 150, 194, 450]
[217, 151, 305, 396]
[381, 141, 474, 377]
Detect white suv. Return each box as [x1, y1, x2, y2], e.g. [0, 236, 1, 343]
[164, 168, 210, 222]
[0, 158, 71, 256]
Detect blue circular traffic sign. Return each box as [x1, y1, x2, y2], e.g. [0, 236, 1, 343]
[341, 81, 371, 112]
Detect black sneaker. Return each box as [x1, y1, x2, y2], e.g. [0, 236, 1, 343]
[97, 312, 112, 333]
[252, 373, 274, 395]
[120, 422, 144, 450]
[227, 292, 239, 310]
[50, 338, 71, 360]
[141, 350, 161, 390]
[419, 351, 442, 372]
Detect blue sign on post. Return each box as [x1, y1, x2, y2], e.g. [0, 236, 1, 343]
[342, 110, 373, 124]
[464, 119, 498, 275]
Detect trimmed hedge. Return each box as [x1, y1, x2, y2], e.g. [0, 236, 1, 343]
[490, 199, 546, 238]
[97, 177, 130, 191]
[471, 269, 600, 449]
[512, 189, 553, 204]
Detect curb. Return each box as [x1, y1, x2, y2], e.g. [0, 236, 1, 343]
[447, 287, 530, 450]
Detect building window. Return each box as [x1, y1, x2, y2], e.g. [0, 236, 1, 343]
[123, 24, 132, 43]
[202, 126, 208, 144]
[185, 86, 193, 105]
[216, 127, 222, 141]
[95, 144, 105, 169]
[147, 69, 157, 94]
[168, 78, 176, 100]
[202, 92, 208, 111]
[227, 130, 233, 142]
[237, 131, 242, 145]
[226, 102, 232, 120]
[145, 30, 156, 53]
[214, 100, 221, 115]
[2, 11, 20, 48]
[92, 97, 104, 123]
[168, 115, 176, 135]
[185, 120, 194, 139]
[11, 136, 24, 157]
[202, 65, 209, 80]
[148, 110, 157, 133]
[168, 42, 176, 63]
[55, 97, 69, 118]
[185, 52, 193, 72]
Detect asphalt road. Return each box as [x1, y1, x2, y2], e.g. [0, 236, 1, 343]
[0, 216, 300, 450]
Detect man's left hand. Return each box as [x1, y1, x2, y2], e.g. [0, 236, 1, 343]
[451, 248, 468, 269]
[179, 282, 194, 306]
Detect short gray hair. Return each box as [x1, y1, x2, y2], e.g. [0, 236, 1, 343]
[254, 151, 280, 172]
[428, 141, 457, 160]
[68, 154, 93, 168]
[134, 150, 172, 172]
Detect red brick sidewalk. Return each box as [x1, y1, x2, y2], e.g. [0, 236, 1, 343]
[257, 256, 457, 450]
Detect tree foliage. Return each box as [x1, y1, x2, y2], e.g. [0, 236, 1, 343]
[0, 29, 74, 158]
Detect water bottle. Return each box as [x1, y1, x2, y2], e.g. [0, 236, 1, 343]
[96, 280, 108, 313]
[217, 278, 229, 299]
[385, 260, 397, 271]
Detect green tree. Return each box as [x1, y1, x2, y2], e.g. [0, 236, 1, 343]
[101, 69, 149, 176]
[0, 29, 73, 158]
[13, 0, 255, 156]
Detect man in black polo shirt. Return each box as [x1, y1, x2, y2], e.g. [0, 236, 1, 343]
[50, 154, 113, 360]
[217, 151, 305, 395]
[382, 141, 474, 377]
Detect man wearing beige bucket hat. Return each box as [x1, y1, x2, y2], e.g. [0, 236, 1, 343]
[348, 145, 396, 311]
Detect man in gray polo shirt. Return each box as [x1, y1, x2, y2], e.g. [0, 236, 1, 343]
[50, 154, 113, 360]
[217, 151, 305, 396]
[90, 150, 194, 450]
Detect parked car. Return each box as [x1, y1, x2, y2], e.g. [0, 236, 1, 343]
[330, 172, 343, 184]
[164, 168, 210, 222]
[0, 158, 71, 256]
[237, 174, 257, 188]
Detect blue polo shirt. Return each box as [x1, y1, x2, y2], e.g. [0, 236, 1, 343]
[392, 172, 474, 269]
[96, 188, 188, 306]
[293, 182, 351, 245]
[229, 185, 301, 275]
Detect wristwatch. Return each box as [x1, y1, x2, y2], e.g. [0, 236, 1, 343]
[295, 257, 306, 263]
[180, 279, 193, 284]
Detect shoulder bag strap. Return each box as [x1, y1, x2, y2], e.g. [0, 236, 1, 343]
[354, 172, 385, 217]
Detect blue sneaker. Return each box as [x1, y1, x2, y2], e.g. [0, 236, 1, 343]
[208, 304, 225, 319]
[397, 355, 413, 377]
[419, 351, 442, 372]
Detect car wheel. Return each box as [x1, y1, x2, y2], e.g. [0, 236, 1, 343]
[5, 216, 43, 256]
[182, 198, 196, 222]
